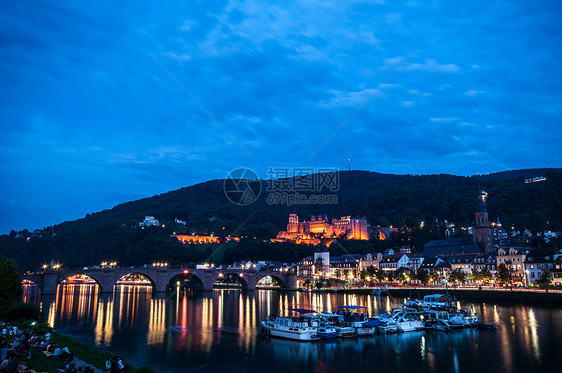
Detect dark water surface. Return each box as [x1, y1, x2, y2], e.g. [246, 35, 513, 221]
[23, 284, 562, 373]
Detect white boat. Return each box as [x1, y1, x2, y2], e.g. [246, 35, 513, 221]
[457, 308, 479, 327]
[375, 312, 400, 334]
[337, 306, 377, 336]
[261, 317, 320, 341]
[422, 310, 463, 329]
[395, 315, 425, 332]
[379, 309, 424, 333]
[422, 294, 455, 310]
[261, 309, 320, 341]
[349, 320, 377, 336]
[316, 313, 356, 338]
[301, 314, 337, 339]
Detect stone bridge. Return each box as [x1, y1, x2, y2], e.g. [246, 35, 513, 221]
[22, 267, 298, 295]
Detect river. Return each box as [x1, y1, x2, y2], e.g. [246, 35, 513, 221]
[23, 284, 562, 373]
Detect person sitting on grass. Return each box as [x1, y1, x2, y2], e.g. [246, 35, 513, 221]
[53, 345, 62, 359]
[0, 352, 17, 373]
[116, 356, 124, 372]
[61, 347, 73, 361]
[104, 356, 113, 372]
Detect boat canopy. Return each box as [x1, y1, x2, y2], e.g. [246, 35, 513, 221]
[424, 294, 447, 300]
[316, 312, 340, 317]
[288, 308, 317, 314]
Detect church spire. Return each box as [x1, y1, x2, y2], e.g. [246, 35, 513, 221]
[477, 185, 487, 212]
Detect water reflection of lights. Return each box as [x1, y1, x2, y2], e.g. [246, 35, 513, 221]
[452, 348, 459, 373]
[95, 298, 114, 346]
[147, 298, 166, 347]
[528, 309, 540, 361]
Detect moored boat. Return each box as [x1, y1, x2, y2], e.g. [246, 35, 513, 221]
[316, 312, 356, 338]
[422, 294, 456, 310]
[261, 309, 321, 342]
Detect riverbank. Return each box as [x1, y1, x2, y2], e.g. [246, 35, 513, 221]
[310, 286, 562, 303]
[2, 321, 155, 372]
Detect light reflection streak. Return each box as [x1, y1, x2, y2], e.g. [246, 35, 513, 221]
[528, 309, 540, 362]
[147, 298, 165, 347]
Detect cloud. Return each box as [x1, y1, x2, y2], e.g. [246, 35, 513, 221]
[320, 88, 385, 107]
[430, 117, 460, 122]
[465, 89, 486, 96]
[383, 57, 460, 73]
[164, 52, 191, 61]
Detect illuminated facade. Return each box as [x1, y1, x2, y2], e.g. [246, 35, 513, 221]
[277, 214, 370, 244]
[497, 247, 527, 284]
[172, 235, 240, 244]
[139, 216, 159, 227]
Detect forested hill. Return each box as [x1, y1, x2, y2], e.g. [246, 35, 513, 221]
[472, 168, 561, 182]
[1, 169, 561, 271]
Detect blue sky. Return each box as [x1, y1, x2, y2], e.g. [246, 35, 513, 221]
[1, 0, 561, 233]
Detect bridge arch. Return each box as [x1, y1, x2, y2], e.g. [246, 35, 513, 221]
[21, 279, 40, 287]
[114, 272, 156, 292]
[255, 273, 288, 289]
[58, 274, 102, 289]
[214, 271, 249, 290]
[164, 270, 207, 292]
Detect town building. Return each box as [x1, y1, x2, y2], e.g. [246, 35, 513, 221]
[423, 238, 481, 257]
[552, 257, 562, 285]
[524, 251, 555, 286]
[471, 254, 497, 274]
[492, 216, 509, 245]
[358, 253, 383, 272]
[497, 247, 527, 284]
[449, 254, 479, 276]
[313, 247, 331, 275]
[296, 256, 315, 277]
[139, 216, 159, 227]
[329, 255, 361, 280]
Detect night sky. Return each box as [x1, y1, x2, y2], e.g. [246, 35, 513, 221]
[1, 0, 561, 234]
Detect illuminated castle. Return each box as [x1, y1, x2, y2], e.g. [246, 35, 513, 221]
[277, 214, 370, 244]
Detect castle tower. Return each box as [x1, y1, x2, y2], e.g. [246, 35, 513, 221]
[473, 187, 494, 254]
[287, 214, 299, 234]
[289, 214, 298, 225]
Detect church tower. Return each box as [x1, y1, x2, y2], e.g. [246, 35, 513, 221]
[473, 187, 494, 253]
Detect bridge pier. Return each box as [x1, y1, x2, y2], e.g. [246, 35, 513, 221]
[42, 273, 59, 295]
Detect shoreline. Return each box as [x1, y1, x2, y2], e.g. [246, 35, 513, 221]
[308, 286, 562, 303]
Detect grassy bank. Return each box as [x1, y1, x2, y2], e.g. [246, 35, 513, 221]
[50, 332, 156, 372]
[3, 324, 155, 372]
